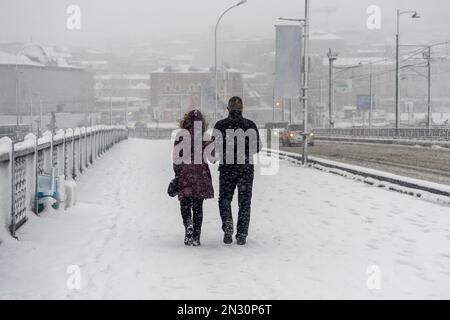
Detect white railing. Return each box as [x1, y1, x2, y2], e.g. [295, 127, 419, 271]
[0, 125, 128, 239]
[314, 128, 450, 141]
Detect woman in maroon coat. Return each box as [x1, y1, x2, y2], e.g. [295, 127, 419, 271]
[173, 110, 214, 246]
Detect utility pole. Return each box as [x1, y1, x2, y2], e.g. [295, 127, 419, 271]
[395, 10, 400, 131]
[223, 64, 227, 104]
[395, 9, 420, 131]
[277, 2, 310, 164]
[369, 62, 373, 129]
[424, 47, 432, 129]
[301, 0, 310, 165]
[327, 48, 338, 128]
[318, 79, 323, 127]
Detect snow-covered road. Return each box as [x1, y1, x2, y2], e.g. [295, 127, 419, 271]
[1, 139, 449, 299]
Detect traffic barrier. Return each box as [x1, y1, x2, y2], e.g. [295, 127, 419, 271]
[313, 128, 450, 145]
[263, 148, 450, 199]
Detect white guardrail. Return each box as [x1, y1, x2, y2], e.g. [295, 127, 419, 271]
[0, 126, 128, 239]
[314, 128, 450, 141]
[263, 148, 450, 200]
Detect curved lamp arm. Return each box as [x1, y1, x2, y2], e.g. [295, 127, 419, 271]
[215, 1, 247, 34]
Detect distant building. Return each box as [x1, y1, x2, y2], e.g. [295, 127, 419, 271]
[95, 74, 150, 100]
[94, 74, 151, 125]
[150, 65, 243, 122]
[0, 45, 94, 116]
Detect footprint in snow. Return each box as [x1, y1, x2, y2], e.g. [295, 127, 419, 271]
[364, 217, 374, 224]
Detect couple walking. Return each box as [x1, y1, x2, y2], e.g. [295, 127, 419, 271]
[172, 97, 261, 247]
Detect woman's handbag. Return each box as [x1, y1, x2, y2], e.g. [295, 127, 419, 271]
[167, 177, 179, 198]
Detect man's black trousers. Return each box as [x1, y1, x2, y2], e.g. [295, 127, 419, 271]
[218, 166, 254, 237]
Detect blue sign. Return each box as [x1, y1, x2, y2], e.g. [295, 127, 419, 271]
[357, 95, 374, 111]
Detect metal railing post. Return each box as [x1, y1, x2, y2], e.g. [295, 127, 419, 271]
[10, 146, 16, 238]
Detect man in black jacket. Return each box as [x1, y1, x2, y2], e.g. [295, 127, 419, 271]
[214, 96, 262, 245]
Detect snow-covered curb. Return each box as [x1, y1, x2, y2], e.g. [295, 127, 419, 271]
[263, 148, 450, 204]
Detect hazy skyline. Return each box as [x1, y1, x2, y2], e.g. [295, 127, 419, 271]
[0, 0, 449, 48]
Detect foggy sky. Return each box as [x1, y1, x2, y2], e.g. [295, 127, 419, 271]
[0, 0, 449, 47]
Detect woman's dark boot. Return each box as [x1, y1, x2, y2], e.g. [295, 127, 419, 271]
[184, 225, 194, 246]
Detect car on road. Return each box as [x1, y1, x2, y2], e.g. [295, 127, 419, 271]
[281, 123, 315, 147]
[264, 122, 289, 148]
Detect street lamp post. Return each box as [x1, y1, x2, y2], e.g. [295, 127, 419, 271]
[278, 0, 310, 165]
[395, 9, 420, 130]
[214, 0, 247, 122]
[369, 62, 374, 129]
[279, 0, 310, 165]
[327, 48, 338, 128]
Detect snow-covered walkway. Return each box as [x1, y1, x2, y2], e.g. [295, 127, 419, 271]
[1, 139, 449, 299]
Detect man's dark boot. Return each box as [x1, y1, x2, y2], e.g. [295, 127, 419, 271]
[223, 233, 233, 245]
[236, 235, 247, 246]
[223, 222, 233, 245]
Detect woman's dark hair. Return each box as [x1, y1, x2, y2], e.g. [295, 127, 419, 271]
[179, 109, 208, 133]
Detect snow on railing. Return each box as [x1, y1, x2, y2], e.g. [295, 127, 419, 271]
[0, 125, 128, 240]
